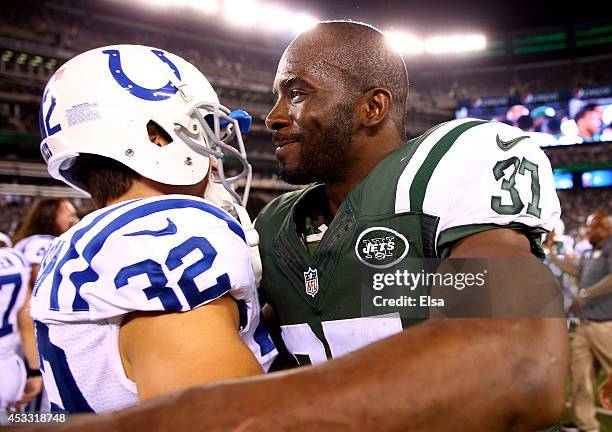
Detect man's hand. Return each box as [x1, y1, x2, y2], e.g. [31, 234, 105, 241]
[599, 375, 612, 410]
[14, 376, 43, 409]
[570, 292, 588, 317]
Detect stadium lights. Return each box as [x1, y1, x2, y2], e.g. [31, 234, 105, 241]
[385, 31, 425, 55]
[259, 4, 292, 32]
[223, 0, 318, 34]
[425, 34, 486, 53]
[385, 31, 487, 55]
[181, 0, 219, 13]
[123, 0, 486, 49]
[223, 0, 259, 28]
[145, 0, 173, 7]
[31, 55, 43, 67]
[291, 13, 319, 34]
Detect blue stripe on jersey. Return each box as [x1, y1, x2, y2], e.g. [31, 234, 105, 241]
[35, 320, 94, 412]
[0, 273, 23, 337]
[49, 200, 138, 311]
[59, 198, 245, 312]
[253, 311, 276, 357]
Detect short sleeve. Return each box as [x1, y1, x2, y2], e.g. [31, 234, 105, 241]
[394, 119, 560, 257]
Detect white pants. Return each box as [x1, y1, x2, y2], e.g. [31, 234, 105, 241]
[0, 353, 26, 422]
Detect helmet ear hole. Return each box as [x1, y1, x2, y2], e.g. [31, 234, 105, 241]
[146, 120, 173, 147]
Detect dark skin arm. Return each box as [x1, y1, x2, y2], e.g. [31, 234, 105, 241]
[30, 228, 567, 432]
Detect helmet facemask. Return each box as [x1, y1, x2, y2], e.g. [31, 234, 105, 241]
[175, 101, 252, 206]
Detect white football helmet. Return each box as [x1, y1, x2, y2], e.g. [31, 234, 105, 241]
[39, 44, 252, 205]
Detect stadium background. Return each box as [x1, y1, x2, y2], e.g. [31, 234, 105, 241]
[0, 0, 610, 425]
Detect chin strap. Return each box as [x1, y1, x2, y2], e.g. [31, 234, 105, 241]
[204, 179, 262, 286]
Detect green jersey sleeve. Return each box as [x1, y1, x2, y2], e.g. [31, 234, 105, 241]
[394, 119, 561, 257]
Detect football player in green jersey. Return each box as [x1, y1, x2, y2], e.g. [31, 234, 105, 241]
[45, 20, 567, 432]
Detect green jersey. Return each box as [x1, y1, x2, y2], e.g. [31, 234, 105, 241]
[255, 119, 560, 365]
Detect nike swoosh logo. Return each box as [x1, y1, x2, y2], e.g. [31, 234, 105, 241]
[124, 218, 178, 237]
[496, 134, 529, 151]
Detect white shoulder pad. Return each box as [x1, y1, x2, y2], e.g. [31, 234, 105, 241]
[396, 119, 560, 252]
[30, 195, 256, 323]
[14, 234, 56, 266]
[0, 247, 30, 277]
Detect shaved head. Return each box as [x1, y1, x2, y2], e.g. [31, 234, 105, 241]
[267, 20, 410, 185]
[283, 20, 409, 135]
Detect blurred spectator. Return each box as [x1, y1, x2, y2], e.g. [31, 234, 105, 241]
[506, 104, 529, 126]
[544, 220, 577, 314]
[575, 104, 602, 143]
[13, 198, 79, 248]
[546, 118, 563, 139]
[551, 213, 612, 432]
[574, 226, 593, 258]
[531, 106, 556, 133]
[517, 114, 534, 131]
[11, 197, 79, 413]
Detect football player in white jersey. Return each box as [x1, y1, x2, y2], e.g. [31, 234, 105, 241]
[13, 198, 79, 413]
[0, 238, 41, 421]
[29, 45, 276, 413]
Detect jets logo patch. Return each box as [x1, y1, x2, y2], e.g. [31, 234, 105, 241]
[355, 227, 409, 269]
[303, 267, 319, 297]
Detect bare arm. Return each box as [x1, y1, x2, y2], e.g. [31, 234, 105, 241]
[17, 286, 39, 369]
[45, 229, 568, 432]
[579, 274, 612, 301]
[14, 265, 42, 408]
[548, 250, 580, 277]
[119, 295, 263, 401]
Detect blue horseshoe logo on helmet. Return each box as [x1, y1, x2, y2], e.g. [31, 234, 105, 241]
[103, 49, 181, 101]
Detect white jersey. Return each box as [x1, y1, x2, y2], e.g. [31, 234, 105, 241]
[30, 195, 277, 413]
[0, 248, 29, 355]
[14, 235, 55, 266]
[0, 248, 30, 412]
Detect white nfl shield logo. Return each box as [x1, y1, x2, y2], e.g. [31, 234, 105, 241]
[303, 267, 319, 297]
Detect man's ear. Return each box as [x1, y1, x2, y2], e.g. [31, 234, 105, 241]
[359, 88, 393, 128]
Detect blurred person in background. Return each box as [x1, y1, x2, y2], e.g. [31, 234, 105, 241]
[531, 106, 556, 133]
[506, 104, 529, 126]
[550, 213, 612, 432]
[517, 114, 535, 132]
[13, 198, 79, 280]
[11, 197, 79, 412]
[575, 104, 602, 143]
[575, 225, 593, 258]
[518, 114, 559, 147]
[0, 234, 41, 423]
[545, 220, 578, 315]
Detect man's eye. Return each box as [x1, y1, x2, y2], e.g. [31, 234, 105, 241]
[289, 90, 305, 101]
